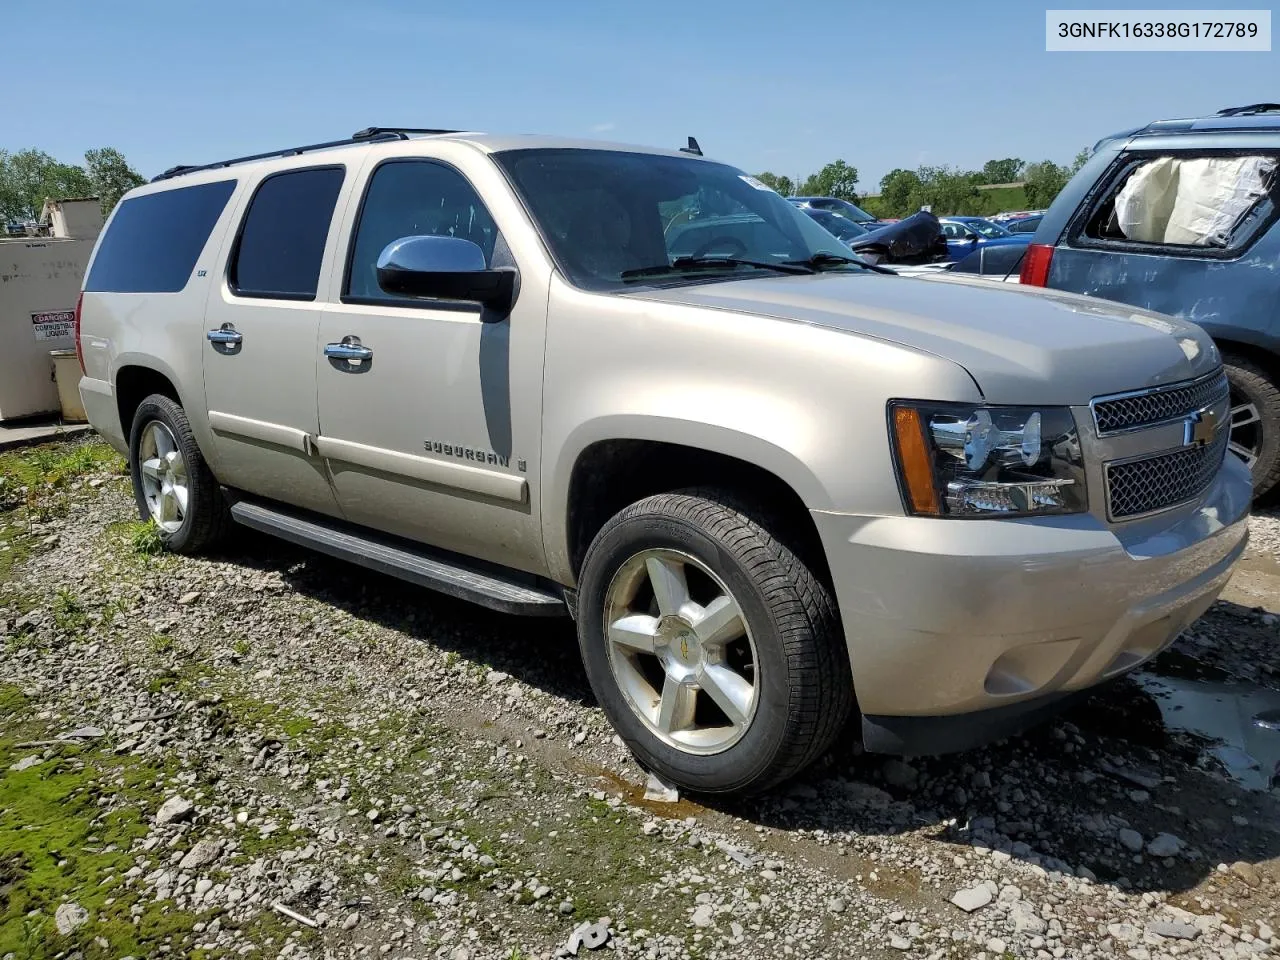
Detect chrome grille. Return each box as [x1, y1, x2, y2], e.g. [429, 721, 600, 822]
[1092, 370, 1229, 435]
[1105, 426, 1229, 519]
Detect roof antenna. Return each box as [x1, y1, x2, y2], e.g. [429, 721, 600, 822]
[679, 137, 702, 156]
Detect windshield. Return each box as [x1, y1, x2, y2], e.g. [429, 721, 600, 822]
[968, 218, 1011, 239]
[495, 149, 866, 291]
[805, 209, 869, 243]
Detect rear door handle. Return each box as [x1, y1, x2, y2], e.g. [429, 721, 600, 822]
[324, 336, 373, 362]
[207, 323, 243, 345]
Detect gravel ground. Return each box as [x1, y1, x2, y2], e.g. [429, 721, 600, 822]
[1, 439, 1278, 960]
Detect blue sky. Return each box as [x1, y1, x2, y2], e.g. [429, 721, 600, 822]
[6, 0, 1276, 190]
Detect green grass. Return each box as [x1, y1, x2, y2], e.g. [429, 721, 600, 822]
[51, 589, 87, 632]
[0, 437, 125, 539]
[0, 684, 212, 958]
[125, 520, 164, 556]
[148, 633, 175, 655]
[978, 184, 1031, 214]
[0, 518, 32, 586]
[0, 438, 123, 494]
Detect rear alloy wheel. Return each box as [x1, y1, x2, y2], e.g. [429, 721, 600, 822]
[576, 490, 852, 795]
[137, 421, 189, 534]
[1223, 355, 1280, 499]
[128, 393, 229, 554]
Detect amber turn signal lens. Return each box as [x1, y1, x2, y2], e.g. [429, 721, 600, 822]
[892, 406, 941, 516]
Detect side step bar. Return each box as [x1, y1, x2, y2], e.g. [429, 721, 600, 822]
[228, 499, 567, 617]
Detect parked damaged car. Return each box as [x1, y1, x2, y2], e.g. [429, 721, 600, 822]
[799, 207, 949, 266]
[1022, 103, 1280, 497]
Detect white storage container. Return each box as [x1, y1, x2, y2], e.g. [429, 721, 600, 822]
[0, 232, 96, 420]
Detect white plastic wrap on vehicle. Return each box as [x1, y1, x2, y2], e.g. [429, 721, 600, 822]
[1113, 155, 1275, 246]
[1163, 156, 1275, 246]
[1114, 157, 1180, 242]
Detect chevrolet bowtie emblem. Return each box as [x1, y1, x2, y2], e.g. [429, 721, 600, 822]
[679, 636, 690, 661]
[1184, 408, 1219, 447]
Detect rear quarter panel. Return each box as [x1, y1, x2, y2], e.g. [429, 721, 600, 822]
[79, 175, 251, 466]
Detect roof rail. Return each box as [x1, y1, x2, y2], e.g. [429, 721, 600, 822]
[1215, 103, 1280, 117]
[151, 126, 461, 182]
[351, 126, 460, 139]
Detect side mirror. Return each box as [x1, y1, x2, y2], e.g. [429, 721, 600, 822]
[376, 236, 516, 315]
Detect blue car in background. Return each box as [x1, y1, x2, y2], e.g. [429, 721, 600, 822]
[1022, 102, 1280, 497]
[939, 216, 1033, 261]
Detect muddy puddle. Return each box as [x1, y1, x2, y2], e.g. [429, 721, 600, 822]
[1137, 651, 1280, 791]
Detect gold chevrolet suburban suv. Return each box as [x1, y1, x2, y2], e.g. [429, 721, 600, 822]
[75, 127, 1250, 794]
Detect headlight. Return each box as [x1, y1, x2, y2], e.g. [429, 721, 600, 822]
[889, 402, 1087, 518]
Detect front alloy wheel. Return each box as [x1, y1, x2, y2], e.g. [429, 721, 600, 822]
[605, 549, 759, 754]
[1228, 387, 1262, 471]
[576, 490, 853, 795]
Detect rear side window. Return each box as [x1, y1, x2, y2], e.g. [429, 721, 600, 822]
[230, 166, 345, 300]
[84, 180, 236, 293]
[1080, 153, 1277, 252]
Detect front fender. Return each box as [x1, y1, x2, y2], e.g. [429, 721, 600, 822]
[543, 414, 831, 584]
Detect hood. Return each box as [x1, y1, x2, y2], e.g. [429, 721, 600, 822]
[625, 272, 1220, 406]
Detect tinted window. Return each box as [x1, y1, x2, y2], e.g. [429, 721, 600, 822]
[230, 167, 344, 300]
[345, 160, 498, 302]
[85, 180, 235, 293]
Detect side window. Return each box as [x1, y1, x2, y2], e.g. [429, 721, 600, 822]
[85, 180, 236, 293]
[1081, 153, 1277, 251]
[229, 167, 345, 300]
[941, 222, 965, 239]
[345, 160, 498, 302]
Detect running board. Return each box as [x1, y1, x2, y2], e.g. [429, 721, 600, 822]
[228, 499, 567, 617]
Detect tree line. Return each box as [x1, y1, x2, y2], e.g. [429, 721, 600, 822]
[755, 152, 1090, 218]
[0, 147, 146, 223]
[3, 143, 1090, 227]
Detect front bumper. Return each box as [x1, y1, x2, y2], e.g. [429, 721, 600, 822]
[812, 454, 1251, 754]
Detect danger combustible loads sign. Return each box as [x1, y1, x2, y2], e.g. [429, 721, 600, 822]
[32, 309, 75, 342]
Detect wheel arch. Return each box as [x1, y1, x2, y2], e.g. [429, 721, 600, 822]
[114, 362, 183, 441]
[550, 420, 833, 587]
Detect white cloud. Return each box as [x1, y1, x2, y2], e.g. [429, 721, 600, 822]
[592, 122, 617, 133]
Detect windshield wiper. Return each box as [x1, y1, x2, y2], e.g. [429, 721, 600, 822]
[789, 251, 897, 275]
[621, 256, 813, 281]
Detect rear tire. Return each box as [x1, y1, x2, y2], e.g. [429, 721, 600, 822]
[1223, 353, 1280, 499]
[576, 490, 852, 795]
[128, 394, 229, 554]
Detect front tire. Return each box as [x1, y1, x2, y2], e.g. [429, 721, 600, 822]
[128, 394, 229, 554]
[1223, 354, 1280, 499]
[576, 491, 852, 795]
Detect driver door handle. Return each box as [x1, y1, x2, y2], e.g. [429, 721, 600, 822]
[324, 336, 373, 362]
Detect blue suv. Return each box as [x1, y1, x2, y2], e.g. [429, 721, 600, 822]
[1023, 103, 1280, 496]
